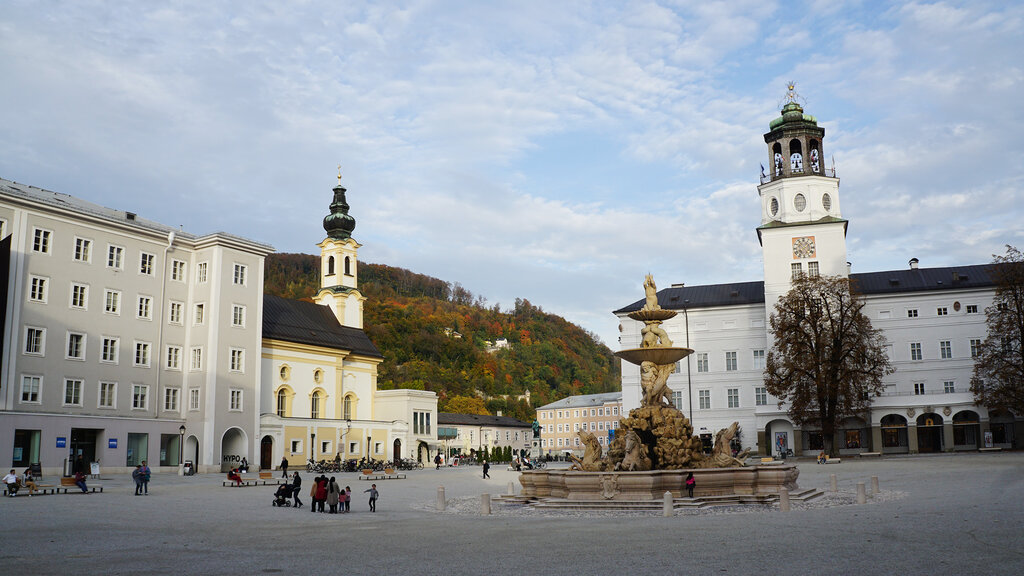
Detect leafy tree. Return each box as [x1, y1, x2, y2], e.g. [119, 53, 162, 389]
[441, 395, 489, 415]
[971, 246, 1024, 413]
[765, 274, 894, 456]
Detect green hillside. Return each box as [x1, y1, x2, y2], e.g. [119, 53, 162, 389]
[264, 254, 621, 420]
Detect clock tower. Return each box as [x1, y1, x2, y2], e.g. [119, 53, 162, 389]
[757, 84, 849, 316]
[314, 170, 367, 329]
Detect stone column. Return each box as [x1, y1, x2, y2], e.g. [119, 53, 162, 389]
[943, 422, 955, 452]
[871, 425, 882, 452]
[908, 425, 919, 454]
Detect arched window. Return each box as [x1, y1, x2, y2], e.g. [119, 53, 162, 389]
[789, 139, 803, 173]
[772, 143, 783, 176]
[311, 391, 322, 419]
[343, 395, 353, 420]
[276, 389, 288, 417]
[327, 256, 335, 275]
[808, 140, 820, 173]
[344, 256, 352, 276]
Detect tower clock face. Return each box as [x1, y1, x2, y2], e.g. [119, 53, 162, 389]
[792, 236, 816, 259]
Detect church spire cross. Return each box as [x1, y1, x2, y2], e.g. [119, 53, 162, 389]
[337, 164, 342, 185]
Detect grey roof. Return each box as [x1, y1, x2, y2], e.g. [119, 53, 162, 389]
[437, 412, 532, 428]
[0, 176, 272, 251]
[536, 392, 622, 410]
[262, 294, 382, 359]
[614, 264, 997, 314]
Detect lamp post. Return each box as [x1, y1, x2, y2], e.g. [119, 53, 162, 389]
[311, 432, 316, 464]
[177, 424, 186, 476]
[683, 299, 693, 424]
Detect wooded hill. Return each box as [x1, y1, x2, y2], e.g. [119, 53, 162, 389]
[265, 254, 621, 421]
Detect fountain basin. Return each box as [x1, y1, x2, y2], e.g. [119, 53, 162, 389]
[615, 346, 693, 366]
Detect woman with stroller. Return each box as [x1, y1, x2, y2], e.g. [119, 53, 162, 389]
[291, 472, 303, 508]
[273, 481, 293, 506]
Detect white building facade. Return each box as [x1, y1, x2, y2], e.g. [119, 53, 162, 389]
[616, 94, 1016, 457]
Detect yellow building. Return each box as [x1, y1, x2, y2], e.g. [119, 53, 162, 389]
[257, 177, 438, 470]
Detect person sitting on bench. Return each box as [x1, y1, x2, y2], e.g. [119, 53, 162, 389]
[3, 469, 20, 496]
[22, 468, 39, 495]
[73, 471, 89, 493]
[227, 468, 244, 486]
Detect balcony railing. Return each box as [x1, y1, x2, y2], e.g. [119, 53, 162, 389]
[760, 166, 836, 184]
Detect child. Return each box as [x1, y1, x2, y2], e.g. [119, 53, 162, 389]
[364, 483, 378, 512]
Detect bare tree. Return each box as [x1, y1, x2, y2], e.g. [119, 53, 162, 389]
[765, 274, 894, 456]
[971, 246, 1024, 414]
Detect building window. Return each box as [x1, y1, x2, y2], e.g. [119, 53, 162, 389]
[137, 296, 153, 319]
[190, 347, 203, 370]
[134, 341, 151, 367]
[791, 263, 803, 278]
[70, 283, 88, 309]
[755, 387, 767, 406]
[910, 342, 922, 361]
[914, 382, 925, 395]
[164, 388, 179, 411]
[189, 388, 200, 411]
[139, 252, 154, 275]
[672, 391, 684, 408]
[32, 228, 52, 253]
[171, 260, 186, 282]
[807, 261, 819, 277]
[966, 305, 978, 314]
[943, 381, 955, 394]
[940, 340, 952, 359]
[343, 395, 353, 420]
[29, 276, 48, 303]
[937, 307, 948, 316]
[196, 262, 208, 283]
[194, 303, 205, 325]
[581, 422, 588, 431]
[311, 391, 321, 418]
[233, 264, 247, 286]
[907, 309, 918, 318]
[24, 326, 45, 355]
[66, 332, 86, 360]
[169, 301, 183, 324]
[725, 351, 737, 371]
[699, 390, 711, 410]
[696, 353, 709, 373]
[752, 349, 766, 370]
[74, 237, 92, 262]
[591, 408, 596, 416]
[229, 389, 243, 411]
[232, 305, 246, 327]
[105, 289, 121, 314]
[166, 345, 182, 370]
[313, 369, 323, 384]
[970, 339, 982, 358]
[277, 389, 288, 417]
[101, 337, 119, 363]
[229, 348, 244, 372]
[63, 379, 83, 406]
[132, 384, 149, 409]
[21, 375, 41, 403]
[727, 388, 739, 408]
[107, 245, 124, 269]
[99, 381, 116, 408]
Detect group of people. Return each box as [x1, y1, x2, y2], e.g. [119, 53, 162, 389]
[3, 468, 38, 496]
[131, 461, 151, 495]
[274, 472, 379, 513]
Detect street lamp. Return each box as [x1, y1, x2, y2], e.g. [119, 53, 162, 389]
[682, 299, 693, 424]
[311, 432, 316, 464]
[177, 424, 186, 476]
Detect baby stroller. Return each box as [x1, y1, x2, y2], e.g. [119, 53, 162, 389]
[272, 483, 293, 507]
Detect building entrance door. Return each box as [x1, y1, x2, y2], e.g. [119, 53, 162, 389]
[69, 428, 100, 472]
[260, 436, 273, 470]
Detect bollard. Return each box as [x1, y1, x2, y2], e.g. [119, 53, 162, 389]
[779, 487, 791, 512]
[856, 482, 866, 504]
[663, 491, 673, 517]
[871, 476, 880, 495]
[436, 486, 446, 511]
[830, 473, 837, 492]
[481, 493, 491, 515]
[507, 481, 516, 496]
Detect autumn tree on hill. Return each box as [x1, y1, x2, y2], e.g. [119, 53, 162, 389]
[441, 395, 489, 415]
[971, 246, 1024, 414]
[765, 274, 894, 456]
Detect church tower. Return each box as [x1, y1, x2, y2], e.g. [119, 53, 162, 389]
[757, 84, 849, 315]
[314, 171, 367, 328]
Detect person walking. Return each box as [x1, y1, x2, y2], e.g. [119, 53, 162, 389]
[482, 460, 490, 479]
[132, 465, 143, 495]
[291, 472, 303, 508]
[685, 472, 696, 498]
[139, 460, 151, 495]
[327, 477, 341, 514]
[364, 483, 378, 512]
[434, 454, 442, 470]
[280, 456, 289, 479]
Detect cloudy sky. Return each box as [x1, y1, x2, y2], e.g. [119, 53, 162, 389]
[2, 1, 1022, 348]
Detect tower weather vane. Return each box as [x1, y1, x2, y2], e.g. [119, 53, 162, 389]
[781, 81, 806, 107]
[337, 164, 342, 185]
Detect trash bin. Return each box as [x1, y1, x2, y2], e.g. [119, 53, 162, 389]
[183, 461, 195, 476]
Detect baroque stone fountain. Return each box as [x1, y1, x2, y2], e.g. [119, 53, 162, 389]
[518, 275, 800, 501]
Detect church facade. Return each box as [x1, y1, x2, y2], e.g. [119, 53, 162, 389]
[615, 91, 1016, 457]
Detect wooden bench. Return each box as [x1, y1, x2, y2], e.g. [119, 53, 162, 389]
[59, 477, 103, 493]
[860, 452, 882, 457]
[222, 475, 283, 487]
[359, 468, 407, 481]
[825, 457, 842, 464]
[4, 484, 59, 496]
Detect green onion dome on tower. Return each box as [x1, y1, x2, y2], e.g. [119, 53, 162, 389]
[323, 178, 356, 240]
